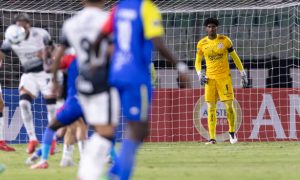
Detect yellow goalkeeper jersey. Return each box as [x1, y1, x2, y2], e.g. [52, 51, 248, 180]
[196, 34, 234, 79]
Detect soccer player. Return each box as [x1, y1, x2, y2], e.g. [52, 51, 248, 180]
[0, 13, 57, 153]
[34, 1, 120, 178]
[0, 83, 15, 151]
[98, 0, 191, 179]
[29, 52, 86, 169]
[195, 17, 248, 145]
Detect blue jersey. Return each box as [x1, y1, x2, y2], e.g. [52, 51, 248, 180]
[103, 0, 164, 121]
[106, 0, 164, 87]
[66, 59, 78, 98]
[56, 57, 83, 125]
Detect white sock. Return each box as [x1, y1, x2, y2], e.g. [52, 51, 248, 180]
[77, 140, 87, 158]
[78, 133, 112, 180]
[0, 116, 4, 140]
[46, 104, 56, 123]
[62, 144, 74, 161]
[19, 100, 37, 141]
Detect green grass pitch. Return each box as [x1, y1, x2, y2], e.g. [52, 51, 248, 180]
[0, 142, 300, 180]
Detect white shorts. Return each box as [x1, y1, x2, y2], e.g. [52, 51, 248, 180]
[78, 88, 120, 126]
[0, 83, 2, 94]
[19, 71, 54, 97]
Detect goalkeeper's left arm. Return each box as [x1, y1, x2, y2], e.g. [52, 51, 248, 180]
[228, 47, 248, 87]
[195, 47, 207, 86]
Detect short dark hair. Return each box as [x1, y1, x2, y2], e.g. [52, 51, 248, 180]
[85, 0, 104, 3]
[204, 18, 219, 27]
[14, 13, 31, 23]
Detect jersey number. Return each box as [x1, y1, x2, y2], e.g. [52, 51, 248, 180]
[117, 20, 132, 52]
[80, 38, 92, 64]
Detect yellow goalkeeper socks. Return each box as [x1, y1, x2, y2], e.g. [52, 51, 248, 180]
[224, 100, 236, 133]
[207, 102, 217, 140]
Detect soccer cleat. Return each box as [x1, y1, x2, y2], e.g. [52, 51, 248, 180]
[205, 139, 216, 145]
[27, 140, 39, 154]
[0, 141, 16, 152]
[229, 132, 238, 144]
[30, 160, 49, 169]
[60, 158, 75, 167]
[50, 140, 57, 155]
[25, 154, 40, 165]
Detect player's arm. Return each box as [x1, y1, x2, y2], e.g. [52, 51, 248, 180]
[38, 29, 53, 61]
[142, 1, 191, 88]
[51, 29, 69, 96]
[195, 42, 207, 86]
[226, 37, 248, 87]
[0, 40, 12, 67]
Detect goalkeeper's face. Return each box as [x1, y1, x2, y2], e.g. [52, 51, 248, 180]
[206, 24, 217, 37]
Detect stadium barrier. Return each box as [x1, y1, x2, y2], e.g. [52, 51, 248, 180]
[3, 88, 300, 143]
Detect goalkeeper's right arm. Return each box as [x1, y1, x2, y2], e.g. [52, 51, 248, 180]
[195, 51, 202, 77]
[195, 46, 207, 86]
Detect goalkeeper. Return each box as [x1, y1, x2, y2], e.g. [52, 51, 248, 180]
[195, 18, 248, 144]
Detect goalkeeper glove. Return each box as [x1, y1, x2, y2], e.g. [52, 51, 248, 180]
[197, 71, 208, 86]
[240, 70, 248, 88]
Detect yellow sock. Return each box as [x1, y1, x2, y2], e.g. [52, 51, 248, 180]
[207, 102, 217, 140]
[224, 100, 236, 133]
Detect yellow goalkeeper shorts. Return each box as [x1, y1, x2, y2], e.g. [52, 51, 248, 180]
[205, 75, 234, 102]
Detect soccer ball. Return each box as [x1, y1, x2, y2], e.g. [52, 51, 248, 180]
[5, 25, 26, 44]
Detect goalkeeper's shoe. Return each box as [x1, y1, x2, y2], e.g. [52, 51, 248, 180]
[0, 141, 15, 152]
[205, 139, 216, 145]
[229, 132, 238, 144]
[30, 160, 48, 169]
[25, 154, 40, 165]
[27, 140, 39, 154]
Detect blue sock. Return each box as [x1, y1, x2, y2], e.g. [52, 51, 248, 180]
[41, 127, 55, 161]
[118, 139, 140, 180]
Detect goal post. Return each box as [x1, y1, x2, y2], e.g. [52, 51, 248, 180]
[0, 0, 300, 143]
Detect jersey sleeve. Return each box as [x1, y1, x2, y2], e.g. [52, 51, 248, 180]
[195, 41, 203, 72]
[41, 29, 52, 46]
[0, 39, 12, 54]
[141, 0, 164, 39]
[60, 54, 76, 69]
[225, 36, 234, 52]
[102, 7, 116, 35]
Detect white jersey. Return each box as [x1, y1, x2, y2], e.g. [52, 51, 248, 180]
[62, 7, 109, 95]
[1, 27, 51, 72]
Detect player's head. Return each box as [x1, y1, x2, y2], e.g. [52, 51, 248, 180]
[204, 18, 219, 37]
[14, 13, 31, 33]
[83, 0, 105, 5]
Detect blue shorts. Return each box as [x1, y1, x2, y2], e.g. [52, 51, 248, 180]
[56, 96, 84, 125]
[117, 82, 152, 121]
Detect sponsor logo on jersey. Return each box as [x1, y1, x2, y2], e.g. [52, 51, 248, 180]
[218, 42, 224, 49]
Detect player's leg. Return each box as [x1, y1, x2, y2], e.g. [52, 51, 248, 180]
[40, 71, 58, 155]
[206, 101, 217, 144]
[109, 83, 150, 180]
[31, 96, 83, 169]
[77, 88, 119, 180]
[19, 73, 39, 153]
[75, 118, 87, 157]
[0, 90, 15, 152]
[224, 100, 237, 144]
[217, 76, 237, 144]
[205, 79, 218, 144]
[60, 125, 76, 167]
